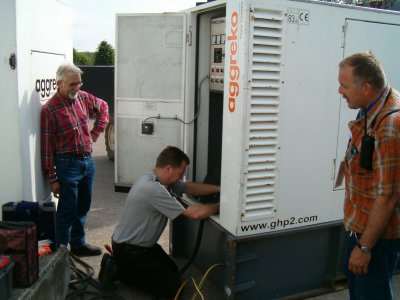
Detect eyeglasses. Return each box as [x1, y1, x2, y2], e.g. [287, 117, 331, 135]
[63, 81, 83, 88]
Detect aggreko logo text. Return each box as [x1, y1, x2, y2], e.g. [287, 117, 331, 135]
[228, 11, 240, 113]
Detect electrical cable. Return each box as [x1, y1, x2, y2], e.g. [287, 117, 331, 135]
[68, 252, 93, 294]
[190, 277, 205, 300]
[191, 263, 224, 300]
[175, 212, 224, 299]
[142, 74, 209, 126]
[185, 74, 209, 125]
[174, 263, 224, 300]
[174, 278, 189, 300]
[67, 252, 124, 300]
[177, 219, 205, 276]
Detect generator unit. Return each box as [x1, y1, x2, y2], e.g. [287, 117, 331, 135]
[115, 0, 400, 298]
[0, 0, 72, 209]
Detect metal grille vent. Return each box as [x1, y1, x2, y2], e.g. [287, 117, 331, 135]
[242, 8, 283, 221]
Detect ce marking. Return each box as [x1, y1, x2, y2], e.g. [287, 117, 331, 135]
[299, 9, 310, 25]
[286, 8, 310, 25]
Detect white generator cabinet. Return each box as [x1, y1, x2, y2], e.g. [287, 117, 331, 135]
[116, 1, 400, 298]
[219, 0, 400, 236]
[0, 0, 72, 209]
[116, 0, 400, 235]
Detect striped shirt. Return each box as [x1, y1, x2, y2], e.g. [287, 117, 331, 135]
[344, 86, 400, 239]
[41, 90, 109, 183]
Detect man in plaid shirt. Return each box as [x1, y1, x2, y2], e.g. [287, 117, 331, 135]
[41, 63, 109, 256]
[338, 52, 400, 299]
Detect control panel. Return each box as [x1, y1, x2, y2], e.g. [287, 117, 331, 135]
[210, 17, 225, 92]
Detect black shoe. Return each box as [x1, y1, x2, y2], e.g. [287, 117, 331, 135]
[98, 253, 117, 291]
[70, 244, 102, 257]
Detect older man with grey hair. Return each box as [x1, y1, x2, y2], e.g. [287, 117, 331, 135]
[41, 63, 109, 256]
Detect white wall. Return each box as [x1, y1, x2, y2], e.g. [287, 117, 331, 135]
[0, 0, 72, 212]
[0, 0, 22, 205]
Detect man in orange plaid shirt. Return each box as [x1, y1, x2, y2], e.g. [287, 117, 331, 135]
[338, 51, 400, 299]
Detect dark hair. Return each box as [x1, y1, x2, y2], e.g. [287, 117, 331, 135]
[339, 51, 386, 91]
[156, 146, 190, 168]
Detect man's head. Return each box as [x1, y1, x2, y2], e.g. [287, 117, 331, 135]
[155, 146, 190, 186]
[338, 51, 386, 109]
[56, 63, 83, 100]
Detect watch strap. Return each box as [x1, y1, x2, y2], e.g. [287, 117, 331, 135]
[357, 242, 371, 254]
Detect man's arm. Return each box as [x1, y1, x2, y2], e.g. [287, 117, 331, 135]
[40, 107, 57, 183]
[182, 203, 219, 220]
[349, 194, 398, 275]
[41, 106, 60, 198]
[184, 182, 220, 196]
[359, 195, 398, 248]
[349, 131, 400, 275]
[84, 91, 109, 142]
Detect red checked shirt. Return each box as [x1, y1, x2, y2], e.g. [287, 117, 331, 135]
[41, 90, 109, 183]
[344, 86, 400, 239]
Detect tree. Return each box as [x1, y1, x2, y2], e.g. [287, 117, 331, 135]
[73, 48, 93, 65]
[94, 40, 115, 65]
[320, 0, 396, 9]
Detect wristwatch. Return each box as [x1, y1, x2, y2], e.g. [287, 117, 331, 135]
[357, 242, 371, 254]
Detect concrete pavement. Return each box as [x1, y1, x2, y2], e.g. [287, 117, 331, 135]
[77, 132, 400, 299]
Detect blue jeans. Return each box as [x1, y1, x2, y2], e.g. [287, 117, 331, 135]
[55, 154, 95, 247]
[344, 233, 400, 300]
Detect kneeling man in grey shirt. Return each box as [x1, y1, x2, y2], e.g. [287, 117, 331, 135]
[100, 146, 219, 298]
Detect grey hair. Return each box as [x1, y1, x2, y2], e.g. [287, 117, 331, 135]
[339, 51, 386, 91]
[56, 63, 83, 82]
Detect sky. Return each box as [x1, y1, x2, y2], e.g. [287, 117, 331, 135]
[59, 0, 200, 51]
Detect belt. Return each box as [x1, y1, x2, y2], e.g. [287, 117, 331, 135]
[57, 152, 91, 159]
[112, 241, 150, 255]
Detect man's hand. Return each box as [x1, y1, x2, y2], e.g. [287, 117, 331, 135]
[91, 133, 98, 143]
[348, 246, 371, 275]
[183, 203, 219, 220]
[350, 194, 398, 275]
[51, 182, 60, 198]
